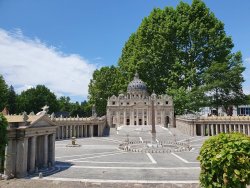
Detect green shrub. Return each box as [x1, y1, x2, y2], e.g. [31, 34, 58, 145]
[0, 113, 8, 172]
[198, 133, 250, 188]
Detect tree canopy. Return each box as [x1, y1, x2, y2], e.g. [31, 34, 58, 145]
[0, 75, 8, 112]
[0, 113, 8, 172]
[88, 66, 126, 116]
[89, 0, 246, 115]
[17, 85, 59, 114]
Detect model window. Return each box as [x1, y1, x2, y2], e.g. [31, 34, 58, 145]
[112, 101, 115, 105]
[166, 101, 168, 104]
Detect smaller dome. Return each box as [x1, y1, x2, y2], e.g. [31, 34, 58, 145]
[127, 72, 147, 92]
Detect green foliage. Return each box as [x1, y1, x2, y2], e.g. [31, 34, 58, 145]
[0, 75, 8, 111]
[88, 66, 126, 116]
[116, 0, 246, 114]
[198, 133, 250, 188]
[0, 113, 8, 172]
[7, 85, 17, 114]
[17, 85, 59, 114]
[57, 97, 92, 117]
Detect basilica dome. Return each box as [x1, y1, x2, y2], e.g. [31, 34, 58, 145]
[127, 72, 147, 92]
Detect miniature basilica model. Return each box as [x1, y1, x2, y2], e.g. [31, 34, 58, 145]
[107, 73, 174, 127]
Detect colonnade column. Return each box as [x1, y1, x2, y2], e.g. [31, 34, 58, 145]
[211, 125, 214, 136]
[4, 139, 14, 178]
[90, 125, 93, 137]
[79, 125, 82, 137]
[248, 125, 250, 136]
[201, 125, 204, 136]
[229, 124, 232, 132]
[84, 125, 88, 137]
[220, 124, 223, 133]
[29, 136, 37, 173]
[16, 138, 28, 178]
[208, 124, 211, 136]
[243, 124, 246, 134]
[43, 135, 48, 168]
[51, 133, 56, 166]
[77, 125, 80, 138]
[216, 124, 219, 135]
[234, 124, 236, 132]
[224, 124, 227, 133]
[62, 126, 64, 139]
[68, 126, 71, 138]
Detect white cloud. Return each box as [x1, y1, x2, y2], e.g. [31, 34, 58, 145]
[0, 28, 97, 100]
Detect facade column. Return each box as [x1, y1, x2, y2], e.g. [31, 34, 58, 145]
[16, 138, 28, 178]
[137, 109, 139, 125]
[43, 135, 48, 168]
[147, 108, 149, 125]
[234, 124, 236, 132]
[131, 110, 134, 125]
[229, 124, 232, 133]
[4, 139, 14, 178]
[124, 110, 126, 126]
[29, 136, 37, 173]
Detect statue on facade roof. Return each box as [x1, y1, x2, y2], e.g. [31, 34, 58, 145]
[42, 105, 49, 113]
[22, 111, 29, 123]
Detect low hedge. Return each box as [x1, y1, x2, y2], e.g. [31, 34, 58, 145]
[198, 133, 250, 188]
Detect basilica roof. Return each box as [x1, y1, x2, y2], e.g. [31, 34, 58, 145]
[127, 72, 147, 92]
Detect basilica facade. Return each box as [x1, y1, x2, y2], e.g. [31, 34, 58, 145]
[107, 73, 174, 127]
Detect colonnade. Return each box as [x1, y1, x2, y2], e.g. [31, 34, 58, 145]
[198, 123, 250, 136]
[176, 116, 250, 136]
[4, 133, 56, 178]
[56, 124, 103, 140]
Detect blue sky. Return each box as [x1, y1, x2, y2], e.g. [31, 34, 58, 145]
[0, 0, 250, 102]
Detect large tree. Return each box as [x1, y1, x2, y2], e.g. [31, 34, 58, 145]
[17, 85, 59, 114]
[0, 75, 8, 112]
[88, 66, 126, 116]
[0, 113, 8, 172]
[117, 0, 245, 114]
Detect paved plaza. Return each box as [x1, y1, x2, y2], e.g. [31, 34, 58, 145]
[32, 125, 208, 184]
